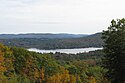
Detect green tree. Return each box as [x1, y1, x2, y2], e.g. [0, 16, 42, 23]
[102, 18, 125, 83]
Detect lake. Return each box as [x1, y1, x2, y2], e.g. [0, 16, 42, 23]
[28, 47, 102, 54]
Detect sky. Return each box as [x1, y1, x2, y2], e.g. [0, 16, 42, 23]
[0, 0, 125, 34]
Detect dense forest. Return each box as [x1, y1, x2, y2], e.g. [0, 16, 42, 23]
[0, 33, 103, 49]
[0, 44, 108, 83]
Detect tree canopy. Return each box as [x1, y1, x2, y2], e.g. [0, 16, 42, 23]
[102, 18, 125, 83]
[0, 44, 107, 83]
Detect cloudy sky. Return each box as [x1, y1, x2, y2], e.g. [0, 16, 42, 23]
[0, 0, 125, 34]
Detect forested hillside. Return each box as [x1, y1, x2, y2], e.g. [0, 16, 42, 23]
[0, 44, 108, 83]
[0, 33, 87, 39]
[0, 33, 103, 49]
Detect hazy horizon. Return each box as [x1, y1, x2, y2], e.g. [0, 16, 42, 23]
[0, 32, 101, 35]
[0, 0, 125, 34]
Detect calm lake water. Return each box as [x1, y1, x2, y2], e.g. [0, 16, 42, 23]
[28, 47, 102, 54]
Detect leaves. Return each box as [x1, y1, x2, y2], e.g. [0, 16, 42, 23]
[102, 18, 125, 83]
[0, 44, 108, 83]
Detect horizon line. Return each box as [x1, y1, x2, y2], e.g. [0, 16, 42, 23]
[0, 32, 102, 35]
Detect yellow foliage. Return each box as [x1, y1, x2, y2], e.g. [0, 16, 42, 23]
[61, 70, 70, 83]
[47, 69, 78, 83]
[0, 53, 4, 62]
[0, 44, 15, 80]
[0, 66, 6, 72]
[34, 68, 39, 80]
[40, 67, 45, 83]
[89, 76, 97, 83]
[70, 75, 76, 83]
[47, 73, 62, 83]
[0, 51, 6, 73]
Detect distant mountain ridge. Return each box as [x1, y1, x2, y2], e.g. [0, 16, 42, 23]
[0, 32, 103, 49]
[0, 33, 88, 39]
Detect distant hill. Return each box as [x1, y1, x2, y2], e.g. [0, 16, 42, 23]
[0, 33, 103, 49]
[0, 33, 88, 39]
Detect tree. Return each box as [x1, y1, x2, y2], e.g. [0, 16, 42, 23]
[40, 67, 45, 83]
[102, 18, 125, 83]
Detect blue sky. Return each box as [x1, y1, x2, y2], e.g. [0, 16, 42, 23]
[0, 0, 125, 34]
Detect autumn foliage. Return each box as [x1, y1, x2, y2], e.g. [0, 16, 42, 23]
[0, 44, 108, 83]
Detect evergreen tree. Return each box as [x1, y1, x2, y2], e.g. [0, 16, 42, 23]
[102, 18, 125, 83]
